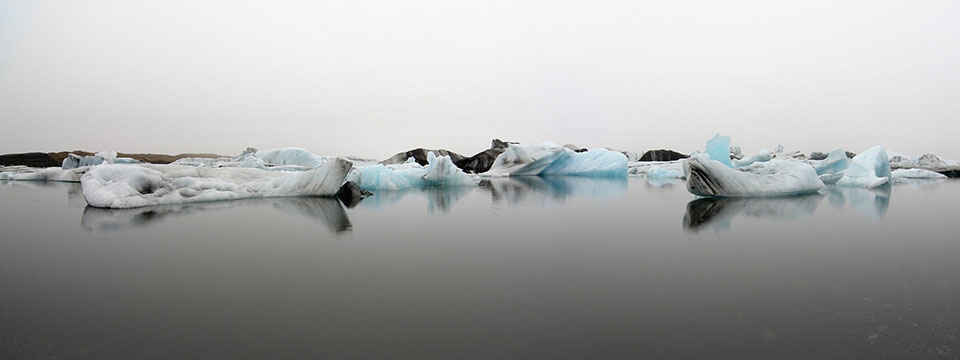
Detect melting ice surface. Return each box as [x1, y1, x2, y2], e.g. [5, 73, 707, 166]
[2, 176, 959, 359]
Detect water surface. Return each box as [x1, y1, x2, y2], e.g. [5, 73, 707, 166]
[1, 178, 958, 359]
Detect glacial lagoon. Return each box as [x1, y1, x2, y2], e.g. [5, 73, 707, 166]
[1, 177, 958, 359]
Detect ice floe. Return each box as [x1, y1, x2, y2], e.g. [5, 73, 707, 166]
[891, 168, 948, 181]
[0, 166, 83, 182]
[81, 158, 353, 208]
[835, 146, 891, 188]
[685, 154, 824, 197]
[484, 143, 627, 177]
[62, 151, 117, 169]
[732, 149, 771, 168]
[347, 153, 478, 190]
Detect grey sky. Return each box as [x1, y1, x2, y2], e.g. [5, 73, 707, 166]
[1, 0, 958, 160]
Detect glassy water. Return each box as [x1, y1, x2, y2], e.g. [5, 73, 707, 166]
[1, 178, 958, 359]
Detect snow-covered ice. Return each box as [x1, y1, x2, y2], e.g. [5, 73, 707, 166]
[81, 158, 353, 208]
[685, 154, 825, 197]
[646, 166, 684, 179]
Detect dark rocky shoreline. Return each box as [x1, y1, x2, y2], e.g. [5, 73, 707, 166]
[0, 151, 225, 167]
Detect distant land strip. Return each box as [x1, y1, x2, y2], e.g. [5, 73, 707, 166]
[0, 151, 226, 167]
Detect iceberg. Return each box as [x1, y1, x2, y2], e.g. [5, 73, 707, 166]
[347, 153, 478, 190]
[646, 166, 684, 179]
[254, 147, 324, 168]
[0, 166, 82, 182]
[835, 146, 891, 188]
[812, 148, 852, 175]
[732, 149, 771, 168]
[705, 134, 732, 167]
[541, 148, 627, 177]
[891, 168, 948, 180]
[889, 153, 960, 177]
[484, 143, 627, 177]
[685, 154, 825, 197]
[61, 151, 117, 169]
[484, 143, 568, 176]
[421, 152, 478, 186]
[81, 158, 353, 209]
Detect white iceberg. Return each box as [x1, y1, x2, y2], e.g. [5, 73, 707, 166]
[61, 151, 117, 169]
[891, 168, 948, 180]
[685, 154, 824, 197]
[812, 148, 851, 175]
[484, 143, 627, 177]
[253, 147, 324, 168]
[705, 134, 733, 167]
[346, 153, 478, 190]
[732, 149, 771, 168]
[484, 143, 568, 176]
[421, 152, 478, 186]
[835, 146, 891, 188]
[646, 166, 684, 179]
[541, 148, 627, 177]
[0, 167, 82, 182]
[81, 158, 353, 209]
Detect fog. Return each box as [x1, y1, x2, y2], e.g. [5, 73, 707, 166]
[1, 0, 958, 160]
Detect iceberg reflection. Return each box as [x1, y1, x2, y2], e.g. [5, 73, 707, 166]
[823, 184, 891, 220]
[481, 176, 628, 205]
[683, 194, 824, 232]
[357, 186, 475, 214]
[81, 197, 352, 233]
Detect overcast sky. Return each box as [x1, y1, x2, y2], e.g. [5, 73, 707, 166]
[1, 0, 958, 160]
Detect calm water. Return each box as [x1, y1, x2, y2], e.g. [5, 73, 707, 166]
[1, 177, 958, 359]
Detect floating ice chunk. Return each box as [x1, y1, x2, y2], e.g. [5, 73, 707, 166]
[0, 167, 82, 182]
[812, 148, 852, 175]
[541, 148, 627, 177]
[239, 154, 265, 168]
[485, 143, 567, 176]
[422, 152, 479, 186]
[705, 134, 733, 167]
[96, 151, 117, 164]
[170, 157, 233, 167]
[81, 158, 353, 209]
[254, 148, 323, 168]
[685, 155, 824, 197]
[646, 166, 684, 179]
[62, 154, 102, 169]
[629, 160, 684, 177]
[485, 143, 627, 177]
[891, 168, 947, 180]
[818, 172, 844, 185]
[114, 157, 142, 164]
[347, 164, 424, 190]
[835, 146, 890, 188]
[732, 149, 771, 168]
[347, 154, 477, 190]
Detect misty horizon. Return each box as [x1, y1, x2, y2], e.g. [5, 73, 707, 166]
[2, 0, 959, 159]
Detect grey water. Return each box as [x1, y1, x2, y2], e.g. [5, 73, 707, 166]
[1, 177, 958, 359]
